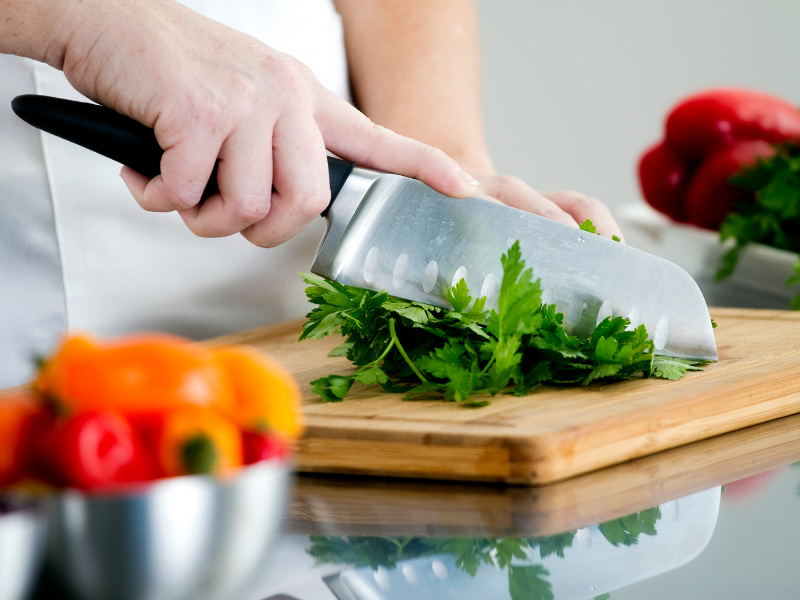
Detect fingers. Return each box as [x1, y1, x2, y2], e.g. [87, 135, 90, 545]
[178, 119, 274, 237]
[135, 130, 224, 213]
[542, 191, 625, 242]
[314, 88, 479, 199]
[482, 175, 579, 229]
[240, 109, 330, 248]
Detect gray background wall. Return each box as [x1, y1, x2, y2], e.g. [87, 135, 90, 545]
[475, 0, 800, 215]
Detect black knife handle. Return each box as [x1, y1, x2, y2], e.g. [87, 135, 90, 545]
[10, 94, 355, 212]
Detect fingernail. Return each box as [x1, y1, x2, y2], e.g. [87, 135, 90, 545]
[457, 168, 480, 186]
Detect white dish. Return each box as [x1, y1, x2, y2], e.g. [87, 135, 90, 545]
[617, 202, 799, 310]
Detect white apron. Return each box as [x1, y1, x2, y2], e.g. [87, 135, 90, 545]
[0, 0, 349, 388]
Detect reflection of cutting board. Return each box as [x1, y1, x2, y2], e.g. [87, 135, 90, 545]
[209, 307, 800, 485]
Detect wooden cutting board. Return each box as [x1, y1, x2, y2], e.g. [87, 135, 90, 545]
[208, 307, 800, 485]
[286, 410, 800, 537]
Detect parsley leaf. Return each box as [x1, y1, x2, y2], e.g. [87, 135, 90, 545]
[651, 356, 709, 381]
[579, 219, 597, 234]
[716, 141, 800, 309]
[598, 507, 661, 547]
[300, 240, 703, 405]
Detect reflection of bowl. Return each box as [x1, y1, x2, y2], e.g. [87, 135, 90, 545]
[44, 460, 291, 600]
[0, 500, 46, 600]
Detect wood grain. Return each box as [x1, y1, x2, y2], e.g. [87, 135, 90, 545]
[213, 307, 800, 485]
[286, 409, 800, 538]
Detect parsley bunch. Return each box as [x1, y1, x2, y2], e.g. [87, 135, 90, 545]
[716, 141, 800, 308]
[300, 240, 704, 406]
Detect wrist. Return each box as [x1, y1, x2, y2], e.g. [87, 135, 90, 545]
[0, 0, 103, 67]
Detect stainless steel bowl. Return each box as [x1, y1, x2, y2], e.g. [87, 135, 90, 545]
[0, 500, 46, 600]
[44, 460, 291, 600]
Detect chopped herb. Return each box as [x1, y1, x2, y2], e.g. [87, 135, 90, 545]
[579, 219, 597, 234]
[578, 218, 620, 242]
[716, 141, 800, 308]
[300, 241, 706, 405]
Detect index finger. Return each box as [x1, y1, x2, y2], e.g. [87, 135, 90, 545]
[313, 88, 479, 198]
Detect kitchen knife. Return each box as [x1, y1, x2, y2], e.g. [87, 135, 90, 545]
[11, 94, 717, 360]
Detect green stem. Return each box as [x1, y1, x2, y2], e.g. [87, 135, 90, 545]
[388, 318, 428, 383]
[389, 536, 414, 558]
[479, 354, 497, 377]
[372, 337, 396, 365]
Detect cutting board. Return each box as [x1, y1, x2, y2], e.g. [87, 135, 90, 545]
[208, 307, 800, 485]
[287, 410, 800, 537]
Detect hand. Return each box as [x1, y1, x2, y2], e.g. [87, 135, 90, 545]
[24, 0, 481, 247]
[467, 172, 625, 242]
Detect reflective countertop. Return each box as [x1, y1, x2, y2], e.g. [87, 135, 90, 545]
[257, 467, 797, 600]
[32, 411, 800, 600]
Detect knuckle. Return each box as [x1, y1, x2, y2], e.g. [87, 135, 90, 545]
[163, 186, 199, 211]
[540, 207, 569, 222]
[368, 122, 395, 148]
[298, 187, 332, 218]
[496, 175, 526, 193]
[232, 196, 270, 224]
[424, 145, 448, 163]
[273, 57, 312, 102]
[183, 92, 227, 133]
[243, 230, 279, 249]
[588, 196, 611, 213]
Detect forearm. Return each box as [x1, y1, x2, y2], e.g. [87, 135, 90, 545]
[334, 0, 494, 174]
[0, 0, 92, 67]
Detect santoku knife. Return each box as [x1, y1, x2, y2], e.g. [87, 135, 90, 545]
[11, 94, 717, 360]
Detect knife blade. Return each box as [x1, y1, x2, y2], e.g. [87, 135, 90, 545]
[11, 94, 717, 360]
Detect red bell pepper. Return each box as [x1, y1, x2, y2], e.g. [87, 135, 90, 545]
[639, 88, 800, 229]
[242, 431, 289, 464]
[50, 411, 154, 489]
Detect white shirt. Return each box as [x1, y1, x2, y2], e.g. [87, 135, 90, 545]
[0, 0, 349, 388]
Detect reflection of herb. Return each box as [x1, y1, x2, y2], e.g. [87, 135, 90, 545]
[306, 536, 431, 571]
[509, 564, 553, 600]
[535, 531, 575, 559]
[597, 507, 661, 547]
[308, 507, 660, 598]
[301, 241, 704, 406]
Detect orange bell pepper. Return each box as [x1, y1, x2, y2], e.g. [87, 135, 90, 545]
[211, 345, 303, 439]
[134, 406, 243, 478]
[0, 395, 43, 485]
[36, 333, 234, 416]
